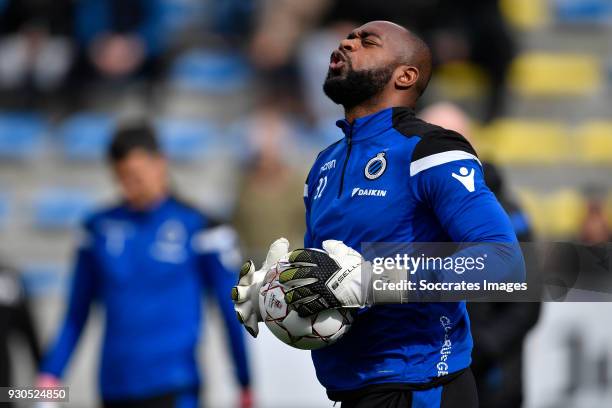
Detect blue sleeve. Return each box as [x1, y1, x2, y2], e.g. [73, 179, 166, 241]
[414, 160, 516, 243]
[40, 227, 98, 377]
[410, 137, 525, 283]
[196, 224, 251, 387]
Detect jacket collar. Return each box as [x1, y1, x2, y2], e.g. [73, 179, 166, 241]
[335, 106, 415, 142]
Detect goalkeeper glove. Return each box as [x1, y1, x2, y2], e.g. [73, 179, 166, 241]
[231, 237, 289, 337]
[279, 240, 363, 317]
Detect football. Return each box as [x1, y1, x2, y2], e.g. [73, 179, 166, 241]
[259, 262, 354, 350]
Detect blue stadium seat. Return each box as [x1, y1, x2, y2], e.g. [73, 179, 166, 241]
[0, 193, 9, 229]
[58, 113, 116, 161]
[169, 49, 252, 94]
[553, 0, 612, 24]
[158, 0, 207, 35]
[0, 112, 45, 160]
[33, 188, 97, 230]
[21, 264, 66, 297]
[156, 118, 217, 161]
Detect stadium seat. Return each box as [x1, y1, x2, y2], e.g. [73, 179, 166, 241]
[169, 49, 252, 94]
[546, 189, 587, 237]
[434, 62, 488, 99]
[0, 112, 46, 160]
[575, 121, 612, 164]
[158, 0, 207, 36]
[500, 0, 550, 30]
[156, 118, 217, 161]
[58, 113, 116, 161]
[552, 0, 612, 24]
[21, 264, 66, 297]
[516, 188, 586, 238]
[0, 193, 9, 229]
[480, 119, 569, 164]
[514, 189, 548, 236]
[33, 188, 97, 230]
[510, 52, 602, 97]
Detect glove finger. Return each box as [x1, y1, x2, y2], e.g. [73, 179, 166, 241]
[278, 266, 314, 284]
[262, 237, 290, 270]
[234, 302, 253, 323]
[284, 285, 316, 305]
[237, 260, 256, 286]
[231, 285, 251, 303]
[296, 297, 329, 318]
[281, 277, 318, 290]
[243, 314, 259, 338]
[287, 248, 324, 263]
[322, 239, 360, 258]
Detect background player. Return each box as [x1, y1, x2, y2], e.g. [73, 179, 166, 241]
[38, 123, 252, 408]
[233, 20, 524, 408]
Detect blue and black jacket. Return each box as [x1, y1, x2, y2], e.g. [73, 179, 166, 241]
[41, 196, 250, 400]
[303, 107, 523, 398]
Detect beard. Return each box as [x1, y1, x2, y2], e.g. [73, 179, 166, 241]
[323, 61, 395, 110]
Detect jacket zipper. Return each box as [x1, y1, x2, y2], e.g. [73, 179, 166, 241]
[337, 126, 353, 198]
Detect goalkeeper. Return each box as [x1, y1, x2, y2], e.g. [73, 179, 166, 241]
[233, 21, 524, 408]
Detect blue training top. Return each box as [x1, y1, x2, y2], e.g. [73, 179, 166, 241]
[303, 107, 523, 394]
[41, 196, 250, 400]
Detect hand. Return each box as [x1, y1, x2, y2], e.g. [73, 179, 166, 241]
[231, 238, 290, 337]
[37, 373, 61, 388]
[239, 387, 253, 408]
[279, 240, 363, 317]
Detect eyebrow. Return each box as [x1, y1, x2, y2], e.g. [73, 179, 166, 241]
[347, 30, 382, 40]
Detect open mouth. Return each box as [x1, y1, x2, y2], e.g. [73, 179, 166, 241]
[329, 50, 346, 71]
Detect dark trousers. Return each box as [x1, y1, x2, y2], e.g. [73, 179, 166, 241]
[340, 369, 478, 408]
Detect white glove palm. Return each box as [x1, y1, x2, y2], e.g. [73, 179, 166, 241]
[231, 238, 289, 337]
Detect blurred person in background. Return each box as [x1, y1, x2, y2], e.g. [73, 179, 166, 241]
[0, 261, 41, 405]
[579, 190, 611, 245]
[72, 0, 165, 85]
[251, 0, 515, 122]
[0, 0, 74, 107]
[37, 124, 252, 408]
[232, 99, 306, 261]
[421, 102, 541, 408]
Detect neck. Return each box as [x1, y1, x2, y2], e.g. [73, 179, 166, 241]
[128, 189, 169, 212]
[344, 95, 415, 123]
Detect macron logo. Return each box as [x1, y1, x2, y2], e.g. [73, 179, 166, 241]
[451, 167, 475, 192]
[351, 188, 387, 197]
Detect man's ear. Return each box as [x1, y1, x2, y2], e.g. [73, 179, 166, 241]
[395, 66, 419, 90]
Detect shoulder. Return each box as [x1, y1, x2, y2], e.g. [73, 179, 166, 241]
[306, 138, 344, 184]
[411, 127, 477, 164]
[317, 138, 344, 158]
[400, 124, 478, 178]
[168, 195, 219, 230]
[82, 202, 124, 231]
[391, 108, 477, 161]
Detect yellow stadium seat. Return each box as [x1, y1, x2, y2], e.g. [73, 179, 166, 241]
[510, 52, 602, 97]
[575, 121, 612, 164]
[515, 189, 587, 238]
[434, 62, 488, 99]
[500, 0, 549, 30]
[481, 119, 569, 164]
[515, 189, 548, 236]
[546, 189, 587, 238]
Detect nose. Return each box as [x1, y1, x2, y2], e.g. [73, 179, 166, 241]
[339, 38, 358, 53]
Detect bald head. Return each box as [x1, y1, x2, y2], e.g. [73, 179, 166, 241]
[360, 21, 433, 96]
